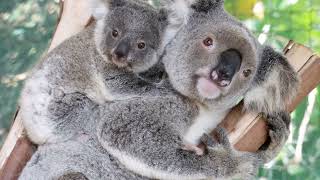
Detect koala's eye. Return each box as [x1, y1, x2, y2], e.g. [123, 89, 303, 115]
[243, 69, 252, 77]
[137, 42, 146, 50]
[203, 37, 213, 47]
[111, 30, 119, 38]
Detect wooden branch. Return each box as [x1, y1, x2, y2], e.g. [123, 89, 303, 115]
[0, 0, 319, 179]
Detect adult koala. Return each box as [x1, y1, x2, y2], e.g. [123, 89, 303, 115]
[20, 0, 298, 179]
[96, 0, 298, 179]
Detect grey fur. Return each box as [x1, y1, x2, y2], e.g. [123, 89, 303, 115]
[95, 0, 298, 179]
[19, 0, 168, 145]
[20, 0, 297, 179]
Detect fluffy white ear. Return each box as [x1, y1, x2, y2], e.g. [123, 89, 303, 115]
[160, 0, 195, 49]
[167, 0, 195, 25]
[89, 0, 110, 20]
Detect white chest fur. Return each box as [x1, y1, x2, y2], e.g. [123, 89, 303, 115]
[183, 106, 229, 145]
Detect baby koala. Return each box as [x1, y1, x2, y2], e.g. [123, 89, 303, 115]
[20, 0, 168, 144]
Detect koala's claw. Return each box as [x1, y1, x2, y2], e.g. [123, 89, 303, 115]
[215, 126, 231, 148]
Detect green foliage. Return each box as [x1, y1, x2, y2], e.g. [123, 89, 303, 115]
[0, 0, 59, 143]
[0, 0, 319, 179]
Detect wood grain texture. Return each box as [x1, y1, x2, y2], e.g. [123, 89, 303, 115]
[0, 0, 319, 178]
[0, 137, 36, 180]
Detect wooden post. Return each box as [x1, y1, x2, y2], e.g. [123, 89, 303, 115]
[0, 0, 319, 179]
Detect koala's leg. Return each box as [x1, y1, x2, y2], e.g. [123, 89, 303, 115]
[19, 139, 149, 180]
[257, 111, 290, 163]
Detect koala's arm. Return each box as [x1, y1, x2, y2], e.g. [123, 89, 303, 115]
[96, 94, 262, 179]
[257, 111, 291, 163]
[244, 46, 299, 114]
[242, 46, 297, 162]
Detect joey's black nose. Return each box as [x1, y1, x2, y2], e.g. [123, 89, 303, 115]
[113, 41, 130, 59]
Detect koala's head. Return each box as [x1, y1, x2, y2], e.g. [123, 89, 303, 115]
[163, 0, 258, 107]
[91, 0, 168, 73]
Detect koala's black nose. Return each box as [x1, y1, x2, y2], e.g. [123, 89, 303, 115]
[113, 41, 130, 59]
[213, 49, 242, 81]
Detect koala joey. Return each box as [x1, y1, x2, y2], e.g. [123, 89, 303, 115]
[19, 0, 169, 144]
[96, 0, 298, 179]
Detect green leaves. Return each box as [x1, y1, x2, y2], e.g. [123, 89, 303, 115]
[0, 0, 59, 143]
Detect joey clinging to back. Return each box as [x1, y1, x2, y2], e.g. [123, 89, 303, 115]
[163, 0, 298, 154]
[20, 0, 168, 145]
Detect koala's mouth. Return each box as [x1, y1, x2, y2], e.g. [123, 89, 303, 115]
[111, 58, 128, 68]
[107, 53, 131, 69]
[195, 67, 232, 100]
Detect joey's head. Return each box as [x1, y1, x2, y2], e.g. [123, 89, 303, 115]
[91, 0, 168, 73]
[163, 0, 259, 107]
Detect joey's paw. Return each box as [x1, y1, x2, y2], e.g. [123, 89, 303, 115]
[258, 112, 290, 162]
[181, 143, 205, 156]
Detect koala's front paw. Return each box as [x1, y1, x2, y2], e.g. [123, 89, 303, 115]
[258, 111, 290, 163]
[200, 133, 217, 148]
[214, 126, 232, 149]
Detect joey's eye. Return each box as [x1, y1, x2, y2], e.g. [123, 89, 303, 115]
[137, 42, 146, 49]
[112, 30, 119, 38]
[203, 37, 213, 47]
[243, 69, 252, 77]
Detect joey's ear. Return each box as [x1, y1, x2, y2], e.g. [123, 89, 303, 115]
[90, 0, 127, 20]
[243, 46, 299, 114]
[90, 0, 110, 20]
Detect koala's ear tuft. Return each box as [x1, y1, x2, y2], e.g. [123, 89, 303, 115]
[89, 0, 110, 20]
[191, 0, 224, 13]
[243, 46, 299, 114]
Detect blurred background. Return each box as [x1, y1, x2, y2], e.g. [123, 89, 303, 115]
[0, 0, 319, 179]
